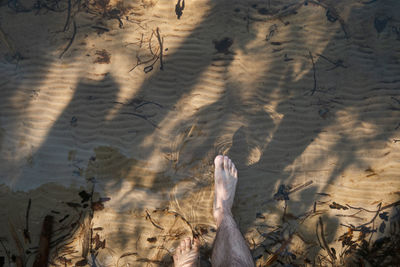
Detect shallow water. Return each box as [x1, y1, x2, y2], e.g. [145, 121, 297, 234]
[1, 0, 400, 266]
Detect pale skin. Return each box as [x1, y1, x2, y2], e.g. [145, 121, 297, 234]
[173, 155, 255, 267]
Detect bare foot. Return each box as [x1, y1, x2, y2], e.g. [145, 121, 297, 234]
[213, 155, 238, 227]
[173, 237, 200, 267]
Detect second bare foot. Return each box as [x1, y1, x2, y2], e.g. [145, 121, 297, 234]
[213, 155, 238, 227]
[173, 237, 200, 267]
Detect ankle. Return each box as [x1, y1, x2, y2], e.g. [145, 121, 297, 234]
[214, 207, 232, 228]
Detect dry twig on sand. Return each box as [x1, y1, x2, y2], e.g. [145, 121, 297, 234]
[59, 20, 77, 58]
[309, 51, 317, 95]
[129, 28, 164, 73]
[317, 217, 336, 264]
[63, 0, 72, 32]
[145, 209, 164, 230]
[24, 199, 32, 244]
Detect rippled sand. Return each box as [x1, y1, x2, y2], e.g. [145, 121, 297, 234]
[1, 0, 400, 266]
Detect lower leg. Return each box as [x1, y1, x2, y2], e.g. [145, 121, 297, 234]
[211, 155, 254, 267]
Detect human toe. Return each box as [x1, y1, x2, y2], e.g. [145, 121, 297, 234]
[184, 237, 191, 251]
[214, 155, 224, 170]
[180, 240, 186, 252]
[193, 238, 200, 250]
[223, 156, 230, 170]
[231, 163, 237, 177]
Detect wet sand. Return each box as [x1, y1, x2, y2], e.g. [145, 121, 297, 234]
[1, 0, 400, 266]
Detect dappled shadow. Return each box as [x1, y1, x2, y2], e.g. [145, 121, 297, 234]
[1, 0, 400, 266]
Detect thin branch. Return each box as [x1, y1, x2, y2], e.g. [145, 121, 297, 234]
[122, 112, 158, 128]
[155, 27, 164, 70]
[145, 209, 164, 230]
[318, 217, 336, 263]
[165, 210, 199, 239]
[59, 20, 77, 58]
[63, 0, 71, 32]
[24, 198, 32, 243]
[356, 203, 381, 229]
[309, 51, 317, 95]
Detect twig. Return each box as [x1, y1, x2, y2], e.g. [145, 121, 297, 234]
[289, 180, 313, 194]
[23, 198, 32, 244]
[128, 52, 158, 72]
[59, 20, 77, 59]
[63, 0, 71, 32]
[155, 27, 164, 70]
[309, 51, 317, 95]
[145, 209, 164, 230]
[316, 220, 323, 249]
[135, 100, 163, 110]
[356, 203, 381, 229]
[318, 217, 336, 263]
[335, 210, 364, 220]
[148, 31, 156, 56]
[345, 204, 377, 213]
[122, 112, 158, 128]
[92, 26, 109, 32]
[165, 210, 199, 239]
[265, 235, 293, 266]
[316, 53, 347, 70]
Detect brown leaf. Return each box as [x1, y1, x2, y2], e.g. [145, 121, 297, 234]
[329, 202, 348, 210]
[91, 201, 104, 211]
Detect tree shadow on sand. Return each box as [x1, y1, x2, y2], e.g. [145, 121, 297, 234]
[1, 0, 400, 266]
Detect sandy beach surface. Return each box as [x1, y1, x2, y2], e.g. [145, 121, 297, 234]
[0, 0, 400, 266]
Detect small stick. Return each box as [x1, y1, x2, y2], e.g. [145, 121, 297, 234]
[145, 209, 164, 230]
[316, 220, 323, 249]
[345, 204, 377, 213]
[309, 51, 317, 95]
[155, 27, 164, 70]
[318, 217, 336, 263]
[33, 215, 54, 267]
[316, 53, 347, 70]
[356, 203, 381, 229]
[165, 210, 199, 239]
[63, 0, 71, 32]
[91, 26, 109, 32]
[24, 198, 32, 243]
[59, 20, 77, 59]
[122, 112, 158, 128]
[148, 31, 155, 56]
[289, 180, 313, 194]
[265, 235, 293, 266]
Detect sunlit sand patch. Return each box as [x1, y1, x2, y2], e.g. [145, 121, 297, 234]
[1, 0, 400, 266]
